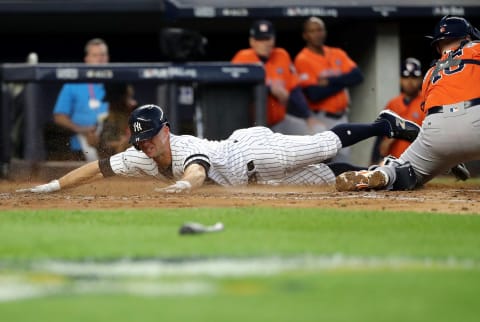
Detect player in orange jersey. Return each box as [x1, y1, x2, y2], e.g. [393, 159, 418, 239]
[232, 20, 319, 135]
[294, 16, 363, 162]
[337, 16, 479, 191]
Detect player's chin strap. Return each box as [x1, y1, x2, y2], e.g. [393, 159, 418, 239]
[470, 25, 480, 41]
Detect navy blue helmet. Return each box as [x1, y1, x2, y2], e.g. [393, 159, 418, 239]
[426, 15, 480, 46]
[128, 104, 169, 150]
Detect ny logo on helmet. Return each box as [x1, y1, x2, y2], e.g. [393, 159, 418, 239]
[133, 121, 142, 132]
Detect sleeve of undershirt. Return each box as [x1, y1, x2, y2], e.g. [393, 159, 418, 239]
[98, 158, 116, 177]
[183, 154, 211, 174]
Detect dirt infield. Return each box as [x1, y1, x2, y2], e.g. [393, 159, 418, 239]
[2, 177, 480, 214]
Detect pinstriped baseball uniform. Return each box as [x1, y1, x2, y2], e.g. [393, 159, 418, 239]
[109, 126, 339, 186]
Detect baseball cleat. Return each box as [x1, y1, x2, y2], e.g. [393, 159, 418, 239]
[375, 110, 421, 142]
[450, 163, 471, 181]
[335, 170, 388, 191]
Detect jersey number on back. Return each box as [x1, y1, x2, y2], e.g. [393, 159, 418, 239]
[431, 49, 465, 84]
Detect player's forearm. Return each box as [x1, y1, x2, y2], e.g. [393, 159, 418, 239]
[303, 84, 344, 101]
[181, 164, 207, 189]
[16, 160, 104, 194]
[58, 161, 103, 190]
[53, 114, 80, 133]
[326, 68, 363, 87]
[156, 163, 207, 193]
[54, 114, 95, 134]
[286, 87, 313, 119]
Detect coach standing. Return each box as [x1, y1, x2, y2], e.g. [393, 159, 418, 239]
[294, 17, 363, 162]
[232, 20, 319, 135]
[53, 38, 110, 161]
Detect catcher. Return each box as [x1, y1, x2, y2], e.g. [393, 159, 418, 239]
[336, 15, 479, 191]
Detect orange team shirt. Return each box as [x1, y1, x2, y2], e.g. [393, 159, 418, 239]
[422, 41, 480, 112]
[232, 48, 300, 126]
[294, 46, 357, 114]
[384, 94, 425, 157]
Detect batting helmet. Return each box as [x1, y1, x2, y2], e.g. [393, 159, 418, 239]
[128, 104, 169, 150]
[426, 15, 480, 46]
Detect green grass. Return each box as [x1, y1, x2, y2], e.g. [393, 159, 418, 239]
[1, 208, 480, 260]
[2, 271, 480, 322]
[1, 208, 480, 322]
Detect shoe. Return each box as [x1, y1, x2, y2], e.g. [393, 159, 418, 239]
[336, 170, 388, 191]
[375, 110, 421, 142]
[450, 163, 470, 181]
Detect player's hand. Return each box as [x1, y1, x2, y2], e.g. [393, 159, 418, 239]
[270, 82, 289, 106]
[16, 180, 61, 194]
[317, 76, 329, 86]
[155, 180, 192, 193]
[84, 130, 99, 147]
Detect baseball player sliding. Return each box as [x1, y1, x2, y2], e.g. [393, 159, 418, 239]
[17, 104, 420, 194]
[336, 15, 480, 191]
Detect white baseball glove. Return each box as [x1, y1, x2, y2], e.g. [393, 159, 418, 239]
[155, 180, 192, 193]
[16, 180, 61, 194]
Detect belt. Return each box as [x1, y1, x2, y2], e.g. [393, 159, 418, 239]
[426, 97, 480, 116]
[314, 110, 347, 119]
[326, 112, 346, 119]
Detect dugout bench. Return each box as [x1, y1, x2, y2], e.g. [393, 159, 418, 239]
[0, 62, 266, 178]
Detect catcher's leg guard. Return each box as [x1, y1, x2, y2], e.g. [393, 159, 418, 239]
[391, 161, 417, 190]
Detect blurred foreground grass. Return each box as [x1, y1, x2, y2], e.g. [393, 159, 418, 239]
[1, 208, 480, 322]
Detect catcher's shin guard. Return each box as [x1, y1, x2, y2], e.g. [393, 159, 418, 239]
[391, 161, 417, 190]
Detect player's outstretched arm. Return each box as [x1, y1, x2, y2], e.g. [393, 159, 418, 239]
[16, 161, 104, 193]
[156, 163, 207, 193]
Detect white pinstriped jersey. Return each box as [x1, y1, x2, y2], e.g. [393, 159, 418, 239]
[109, 126, 341, 186]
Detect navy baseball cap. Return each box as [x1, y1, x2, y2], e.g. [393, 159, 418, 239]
[401, 58, 422, 77]
[250, 20, 275, 40]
